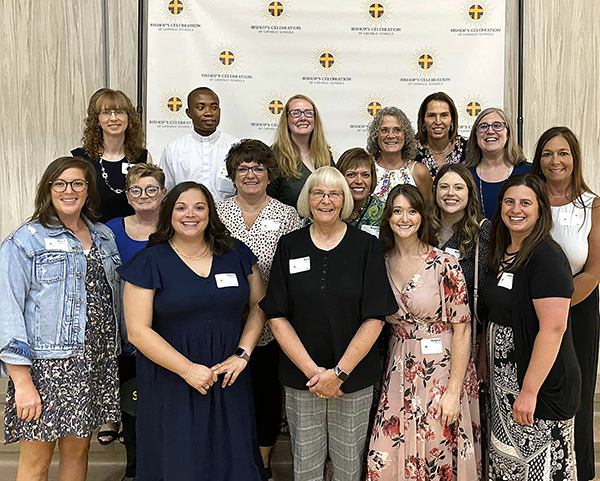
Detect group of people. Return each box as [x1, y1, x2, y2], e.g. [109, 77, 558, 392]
[0, 85, 597, 481]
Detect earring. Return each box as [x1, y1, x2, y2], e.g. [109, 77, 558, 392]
[421, 124, 427, 133]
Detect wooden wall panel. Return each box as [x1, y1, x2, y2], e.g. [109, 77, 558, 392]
[108, 0, 139, 102]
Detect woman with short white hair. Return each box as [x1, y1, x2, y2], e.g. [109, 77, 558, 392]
[260, 166, 398, 481]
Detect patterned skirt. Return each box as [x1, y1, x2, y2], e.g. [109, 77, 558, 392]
[3, 245, 120, 443]
[487, 322, 577, 480]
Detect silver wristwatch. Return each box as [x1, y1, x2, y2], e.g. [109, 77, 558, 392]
[333, 365, 349, 382]
[234, 347, 250, 362]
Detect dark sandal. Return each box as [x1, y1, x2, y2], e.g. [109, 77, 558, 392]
[265, 466, 273, 480]
[118, 431, 125, 444]
[97, 429, 119, 445]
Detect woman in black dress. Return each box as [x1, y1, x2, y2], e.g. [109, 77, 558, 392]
[483, 174, 580, 480]
[72, 88, 150, 223]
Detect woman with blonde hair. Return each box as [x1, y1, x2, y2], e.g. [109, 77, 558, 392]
[72, 88, 150, 223]
[267, 94, 334, 209]
[465, 107, 530, 218]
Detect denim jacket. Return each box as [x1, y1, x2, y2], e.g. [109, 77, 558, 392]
[0, 217, 122, 377]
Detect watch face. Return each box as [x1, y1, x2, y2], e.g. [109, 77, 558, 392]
[234, 347, 245, 357]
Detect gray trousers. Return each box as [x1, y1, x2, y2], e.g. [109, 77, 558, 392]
[285, 385, 373, 481]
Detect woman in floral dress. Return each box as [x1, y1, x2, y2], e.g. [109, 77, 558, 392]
[367, 184, 481, 480]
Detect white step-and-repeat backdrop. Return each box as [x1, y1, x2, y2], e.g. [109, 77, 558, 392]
[146, 0, 506, 161]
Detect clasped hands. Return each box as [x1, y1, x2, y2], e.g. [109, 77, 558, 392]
[183, 355, 248, 395]
[307, 367, 344, 399]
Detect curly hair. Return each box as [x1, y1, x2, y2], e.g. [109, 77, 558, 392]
[147, 182, 234, 256]
[31, 156, 100, 227]
[81, 88, 145, 162]
[464, 107, 526, 168]
[430, 163, 483, 258]
[366, 106, 418, 162]
[272, 94, 332, 179]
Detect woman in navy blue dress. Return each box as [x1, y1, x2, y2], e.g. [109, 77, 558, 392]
[118, 182, 267, 480]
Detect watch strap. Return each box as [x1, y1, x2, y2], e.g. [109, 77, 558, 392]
[234, 347, 250, 362]
[334, 365, 349, 382]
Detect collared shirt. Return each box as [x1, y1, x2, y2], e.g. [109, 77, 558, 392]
[158, 130, 239, 201]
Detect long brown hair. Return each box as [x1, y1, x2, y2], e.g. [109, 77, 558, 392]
[416, 92, 459, 145]
[31, 156, 100, 227]
[531, 126, 594, 209]
[272, 94, 331, 179]
[147, 182, 234, 255]
[430, 164, 483, 258]
[465, 107, 527, 168]
[81, 88, 145, 162]
[380, 184, 434, 254]
[488, 174, 554, 272]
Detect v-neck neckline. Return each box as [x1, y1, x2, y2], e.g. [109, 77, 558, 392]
[168, 242, 214, 279]
[387, 248, 435, 294]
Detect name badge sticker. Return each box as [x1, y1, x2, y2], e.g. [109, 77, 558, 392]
[121, 162, 133, 175]
[289, 256, 310, 274]
[444, 247, 461, 260]
[559, 211, 585, 227]
[215, 273, 239, 288]
[44, 238, 69, 251]
[421, 338, 443, 355]
[360, 225, 380, 238]
[498, 272, 514, 290]
[261, 219, 281, 232]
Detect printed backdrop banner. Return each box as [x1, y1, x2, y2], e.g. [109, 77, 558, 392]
[146, 0, 506, 161]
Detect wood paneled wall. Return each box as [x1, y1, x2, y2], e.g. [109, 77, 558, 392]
[0, 1, 599, 238]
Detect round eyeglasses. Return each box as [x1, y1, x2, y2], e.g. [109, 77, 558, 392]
[49, 180, 88, 193]
[126, 186, 162, 197]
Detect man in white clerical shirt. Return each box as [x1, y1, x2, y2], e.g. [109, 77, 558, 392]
[158, 87, 239, 200]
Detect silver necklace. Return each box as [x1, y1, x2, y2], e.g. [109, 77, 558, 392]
[99, 158, 126, 194]
[477, 164, 512, 217]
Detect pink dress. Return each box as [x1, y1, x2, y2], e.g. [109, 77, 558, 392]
[367, 249, 481, 480]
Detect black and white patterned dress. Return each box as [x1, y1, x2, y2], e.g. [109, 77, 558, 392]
[4, 245, 120, 443]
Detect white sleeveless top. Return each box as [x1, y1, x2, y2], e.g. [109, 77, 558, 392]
[551, 191, 595, 274]
[373, 161, 417, 202]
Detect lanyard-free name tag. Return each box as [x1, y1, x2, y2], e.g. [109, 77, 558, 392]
[214, 273, 239, 288]
[498, 272, 514, 290]
[261, 219, 281, 231]
[289, 256, 310, 274]
[44, 238, 69, 251]
[360, 225, 380, 238]
[444, 247, 461, 260]
[217, 165, 228, 178]
[559, 212, 584, 227]
[421, 338, 443, 355]
[121, 162, 132, 175]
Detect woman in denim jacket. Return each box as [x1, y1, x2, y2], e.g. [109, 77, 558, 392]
[0, 156, 122, 481]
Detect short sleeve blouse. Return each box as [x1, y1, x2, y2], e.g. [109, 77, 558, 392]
[259, 225, 398, 393]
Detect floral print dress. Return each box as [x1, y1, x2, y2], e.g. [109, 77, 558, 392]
[367, 249, 481, 480]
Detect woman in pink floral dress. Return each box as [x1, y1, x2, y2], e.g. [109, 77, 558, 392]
[367, 184, 481, 480]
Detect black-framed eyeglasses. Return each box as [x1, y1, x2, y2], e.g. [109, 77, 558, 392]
[236, 165, 267, 175]
[287, 109, 315, 118]
[126, 185, 162, 198]
[49, 180, 88, 193]
[310, 190, 343, 201]
[476, 121, 506, 133]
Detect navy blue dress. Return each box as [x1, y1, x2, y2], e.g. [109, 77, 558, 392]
[117, 240, 265, 481]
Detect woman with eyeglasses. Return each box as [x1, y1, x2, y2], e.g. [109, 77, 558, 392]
[105, 163, 166, 481]
[531, 127, 600, 480]
[216, 139, 302, 480]
[267, 94, 334, 210]
[366, 106, 432, 203]
[261, 166, 398, 481]
[415, 92, 468, 178]
[465, 107, 530, 219]
[0, 157, 122, 481]
[72, 88, 151, 224]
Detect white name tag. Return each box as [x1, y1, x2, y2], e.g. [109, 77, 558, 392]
[289, 256, 310, 274]
[360, 225, 380, 238]
[261, 219, 281, 231]
[444, 247, 461, 260]
[44, 238, 69, 251]
[217, 164, 228, 178]
[421, 338, 443, 355]
[559, 212, 584, 227]
[121, 162, 132, 175]
[214, 273, 239, 288]
[498, 272, 514, 290]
